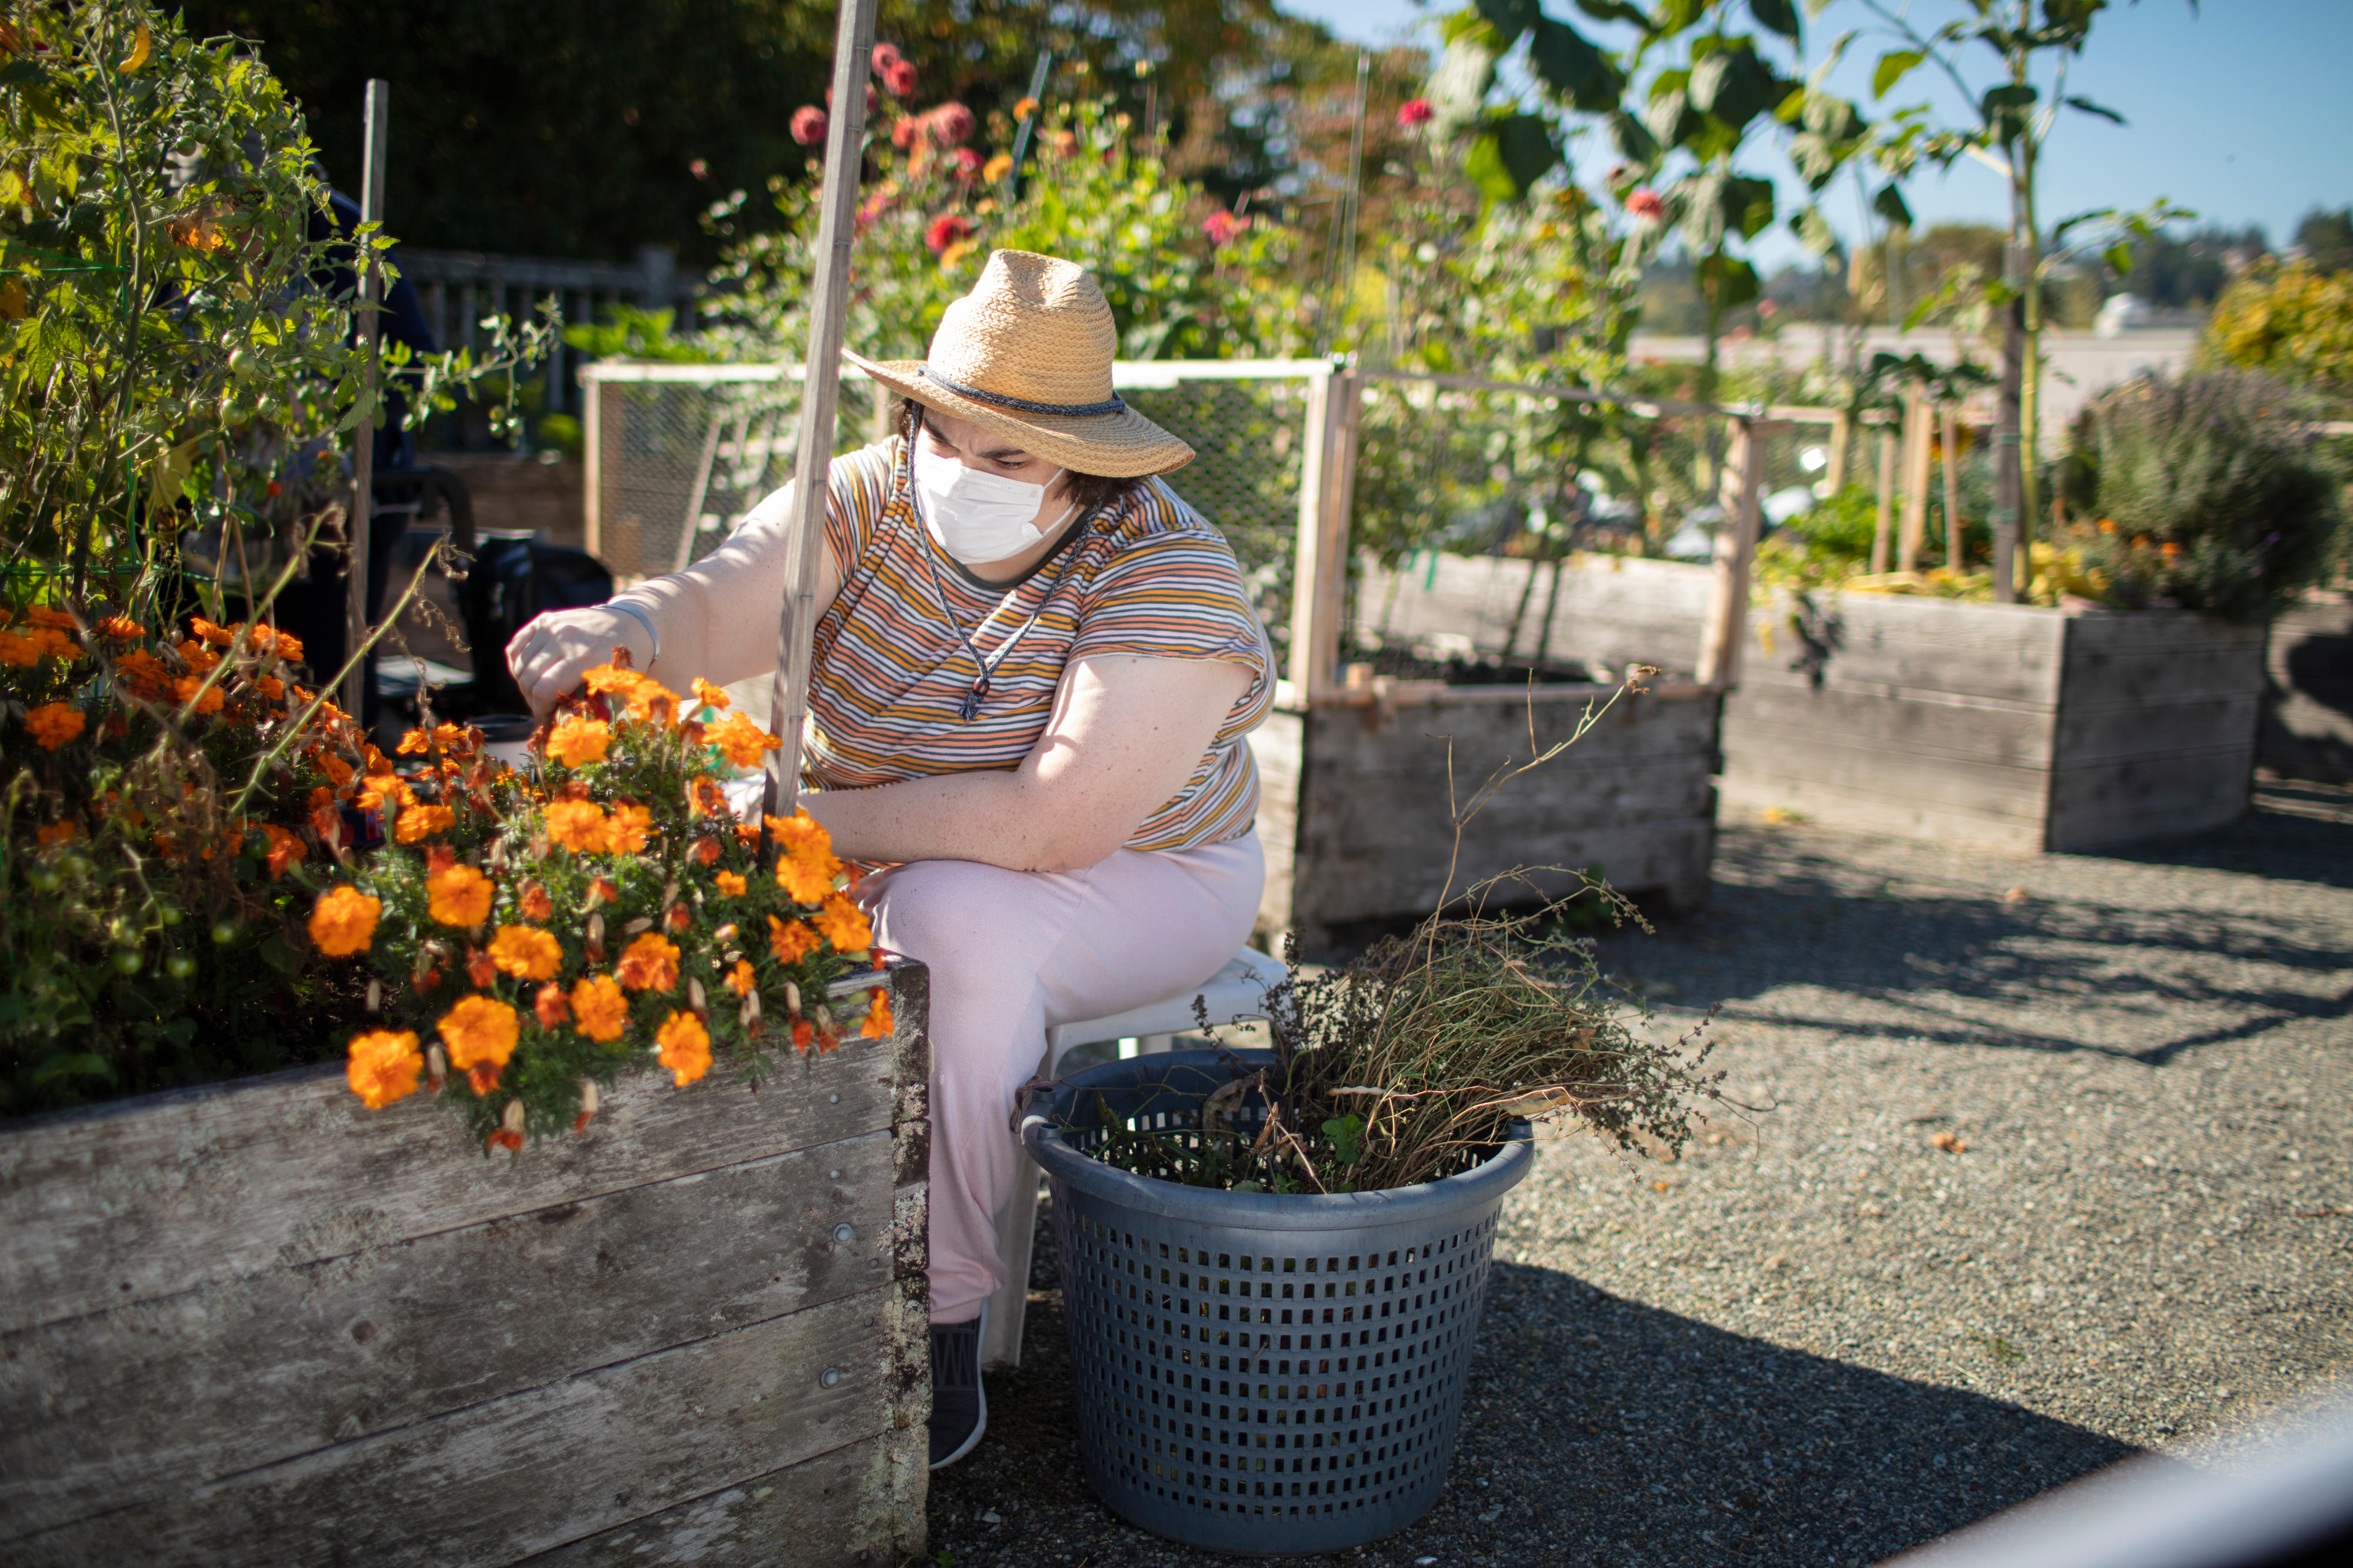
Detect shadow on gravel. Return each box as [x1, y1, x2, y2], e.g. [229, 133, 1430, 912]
[2094, 779, 2353, 892]
[1593, 798, 2353, 1066]
[925, 1219, 2133, 1568]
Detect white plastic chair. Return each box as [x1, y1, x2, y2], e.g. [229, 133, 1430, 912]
[979, 946, 1287, 1369]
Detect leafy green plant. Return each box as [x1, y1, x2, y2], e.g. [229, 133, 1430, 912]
[2054, 371, 2344, 623]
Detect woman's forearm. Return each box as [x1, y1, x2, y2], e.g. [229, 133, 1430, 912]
[801, 770, 1096, 873]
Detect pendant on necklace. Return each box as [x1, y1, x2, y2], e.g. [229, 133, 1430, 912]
[959, 674, 992, 722]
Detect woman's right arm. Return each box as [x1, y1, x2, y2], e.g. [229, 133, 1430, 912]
[506, 481, 843, 719]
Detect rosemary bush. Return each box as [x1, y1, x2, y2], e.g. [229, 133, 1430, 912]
[2055, 371, 2344, 623]
[1070, 879, 1725, 1195]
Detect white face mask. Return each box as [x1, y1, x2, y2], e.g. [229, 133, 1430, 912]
[911, 439, 1073, 565]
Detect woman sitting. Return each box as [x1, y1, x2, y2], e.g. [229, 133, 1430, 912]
[506, 251, 1272, 1469]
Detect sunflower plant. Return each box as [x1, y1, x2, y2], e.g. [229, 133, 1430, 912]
[308, 653, 889, 1152]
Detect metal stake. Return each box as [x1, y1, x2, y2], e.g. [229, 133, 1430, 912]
[761, 0, 879, 842]
[341, 79, 389, 718]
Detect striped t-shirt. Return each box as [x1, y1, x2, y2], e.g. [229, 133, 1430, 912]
[797, 438, 1273, 853]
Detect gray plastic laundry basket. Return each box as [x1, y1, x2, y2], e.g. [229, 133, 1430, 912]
[1021, 1050, 1532, 1557]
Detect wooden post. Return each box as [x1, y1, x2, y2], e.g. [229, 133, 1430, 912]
[581, 366, 602, 558]
[1824, 408, 1852, 496]
[1869, 424, 1896, 575]
[1897, 389, 1932, 573]
[341, 80, 389, 717]
[1286, 364, 1356, 699]
[1940, 402, 1962, 570]
[762, 0, 879, 829]
[1695, 416, 1764, 692]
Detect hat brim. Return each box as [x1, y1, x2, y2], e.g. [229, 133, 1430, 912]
[843, 351, 1194, 479]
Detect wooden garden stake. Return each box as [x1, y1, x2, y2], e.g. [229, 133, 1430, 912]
[340, 79, 389, 718]
[1898, 389, 1933, 573]
[1825, 408, 1852, 496]
[1695, 416, 1764, 692]
[1941, 402, 1962, 570]
[761, 0, 879, 839]
[1869, 425, 1897, 576]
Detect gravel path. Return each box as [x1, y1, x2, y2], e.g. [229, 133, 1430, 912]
[925, 780, 2353, 1567]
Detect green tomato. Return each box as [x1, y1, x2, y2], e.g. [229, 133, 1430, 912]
[27, 869, 60, 894]
[112, 950, 144, 976]
[228, 346, 259, 379]
[165, 954, 197, 980]
[158, 905, 184, 928]
[211, 920, 238, 946]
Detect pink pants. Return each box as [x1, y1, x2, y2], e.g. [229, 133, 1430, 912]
[858, 833, 1265, 1323]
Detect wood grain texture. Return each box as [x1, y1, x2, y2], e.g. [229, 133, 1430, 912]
[8, 1289, 908, 1567]
[0, 1130, 898, 1541]
[0, 965, 932, 1567]
[0, 979, 919, 1337]
[1739, 590, 2068, 704]
[521, 1429, 925, 1566]
[1287, 695, 1720, 925]
[2045, 747, 2258, 851]
[1727, 682, 2058, 770]
[1359, 553, 1713, 677]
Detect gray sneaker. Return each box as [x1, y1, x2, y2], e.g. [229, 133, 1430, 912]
[928, 1303, 988, 1470]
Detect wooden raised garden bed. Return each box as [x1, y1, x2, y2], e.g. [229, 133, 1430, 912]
[0, 966, 931, 1568]
[1722, 589, 2269, 852]
[1262, 549, 1726, 949]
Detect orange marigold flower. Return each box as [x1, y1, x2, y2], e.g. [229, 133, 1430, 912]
[248, 623, 302, 660]
[861, 986, 895, 1038]
[687, 775, 728, 818]
[25, 702, 84, 750]
[546, 799, 610, 854]
[708, 712, 782, 770]
[254, 674, 285, 701]
[791, 1016, 816, 1052]
[768, 913, 820, 965]
[308, 885, 382, 957]
[439, 994, 520, 1072]
[535, 981, 572, 1028]
[602, 800, 652, 854]
[35, 820, 79, 846]
[616, 931, 681, 992]
[396, 803, 457, 843]
[488, 923, 563, 981]
[488, 1126, 524, 1152]
[692, 676, 732, 711]
[715, 869, 748, 897]
[813, 893, 872, 953]
[723, 958, 757, 997]
[586, 876, 622, 907]
[571, 973, 630, 1040]
[346, 1029, 424, 1109]
[655, 1009, 712, 1087]
[173, 675, 226, 715]
[191, 616, 236, 648]
[607, 800, 654, 848]
[691, 835, 722, 866]
[427, 862, 495, 928]
[257, 822, 306, 879]
[466, 946, 499, 988]
[519, 880, 554, 922]
[97, 615, 144, 640]
[0, 630, 41, 666]
[584, 663, 677, 721]
[114, 648, 170, 699]
[766, 811, 840, 902]
[316, 750, 355, 789]
[175, 639, 221, 674]
[545, 716, 612, 768]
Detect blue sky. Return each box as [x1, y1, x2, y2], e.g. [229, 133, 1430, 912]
[1277, 0, 2352, 268]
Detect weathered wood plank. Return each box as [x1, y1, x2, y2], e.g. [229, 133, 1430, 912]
[1719, 724, 2052, 818]
[1715, 773, 2047, 855]
[2059, 645, 2271, 710]
[2061, 611, 2268, 658]
[1727, 682, 2058, 770]
[1359, 553, 1715, 676]
[2045, 747, 2257, 851]
[521, 1428, 925, 1566]
[1739, 592, 2069, 705]
[1292, 820, 1718, 928]
[0, 974, 926, 1337]
[2051, 693, 2262, 767]
[0, 1128, 897, 1540]
[7, 1288, 913, 1568]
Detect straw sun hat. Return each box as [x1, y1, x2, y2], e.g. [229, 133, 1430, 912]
[843, 249, 1194, 479]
